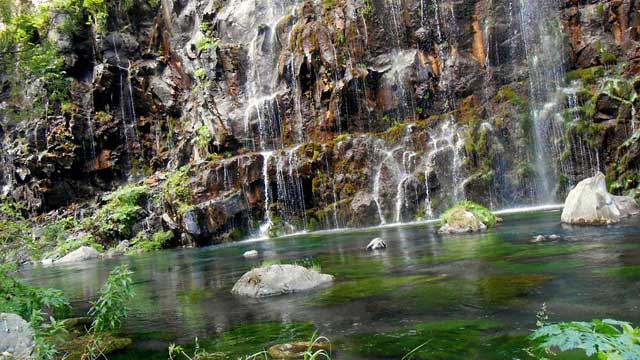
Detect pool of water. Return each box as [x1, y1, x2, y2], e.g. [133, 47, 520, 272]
[22, 209, 640, 359]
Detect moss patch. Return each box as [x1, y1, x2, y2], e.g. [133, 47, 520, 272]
[593, 265, 640, 281]
[344, 320, 529, 360]
[441, 200, 497, 228]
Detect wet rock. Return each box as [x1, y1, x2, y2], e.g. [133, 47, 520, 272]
[58, 333, 131, 360]
[56, 246, 100, 264]
[0, 313, 35, 359]
[243, 250, 259, 259]
[350, 192, 379, 227]
[532, 235, 546, 243]
[231, 264, 333, 298]
[561, 172, 640, 225]
[366, 238, 387, 250]
[267, 341, 331, 359]
[548, 234, 562, 241]
[438, 208, 487, 234]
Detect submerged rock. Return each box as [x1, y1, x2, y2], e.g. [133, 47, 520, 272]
[243, 250, 259, 259]
[561, 172, 640, 225]
[56, 246, 100, 264]
[231, 264, 333, 298]
[366, 238, 387, 250]
[0, 313, 35, 359]
[438, 208, 487, 234]
[267, 341, 331, 359]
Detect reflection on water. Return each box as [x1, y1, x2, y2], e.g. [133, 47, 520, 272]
[21, 210, 640, 359]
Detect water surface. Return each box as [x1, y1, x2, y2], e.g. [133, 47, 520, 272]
[23, 210, 640, 359]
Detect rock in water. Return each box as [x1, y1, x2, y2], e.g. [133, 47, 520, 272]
[366, 238, 387, 250]
[0, 313, 35, 359]
[561, 172, 640, 225]
[438, 208, 487, 234]
[243, 250, 259, 259]
[56, 246, 100, 264]
[231, 264, 333, 298]
[267, 341, 331, 359]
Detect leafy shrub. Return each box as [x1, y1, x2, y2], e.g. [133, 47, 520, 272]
[128, 230, 173, 253]
[88, 265, 134, 333]
[529, 319, 640, 359]
[94, 184, 149, 240]
[163, 166, 193, 216]
[0, 264, 70, 320]
[440, 200, 497, 228]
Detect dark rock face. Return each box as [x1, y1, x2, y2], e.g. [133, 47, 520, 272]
[0, 0, 639, 245]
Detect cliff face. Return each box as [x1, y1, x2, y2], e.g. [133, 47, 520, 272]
[0, 0, 639, 247]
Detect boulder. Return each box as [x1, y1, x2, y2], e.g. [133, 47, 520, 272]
[438, 208, 487, 234]
[366, 238, 387, 250]
[0, 313, 35, 359]
[231, 264, 333, 298]
[56, 246, 100, 264]
[561, 172, 640, 225]
[267, 341, 331, 359]
[243, 250, 259, 259]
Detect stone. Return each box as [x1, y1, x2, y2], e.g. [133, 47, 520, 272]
[532, 235, 546, 243]
[561, 172, 640, 225]
[243, 250, 259, 259]
[548, 234, 562, 241]
[56, 246, 100, 264]
[438, 208, 487, 234]
[41, 258, 54, 265]
[231, 264, 333, 298]
[366, 238, 387, 250]
[0, 313, 35, 359]
[267, 341, 331, 359]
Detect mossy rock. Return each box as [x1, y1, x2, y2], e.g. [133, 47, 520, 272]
[440, 200, 497, 231]
[58, 333, 132, 360]
[267, 341, 330, 359]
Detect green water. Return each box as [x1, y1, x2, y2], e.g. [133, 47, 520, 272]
[22, 210, 640, 359]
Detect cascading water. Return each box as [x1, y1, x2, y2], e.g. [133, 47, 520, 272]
[259, 151, 274, 236]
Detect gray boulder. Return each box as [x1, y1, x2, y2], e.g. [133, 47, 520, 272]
[56, 246, 100, 264]
[231, 264, 333, 298]
[0, 313, 35, 359]
[561, 172, 639, 225]
[243, 250, 259, 259]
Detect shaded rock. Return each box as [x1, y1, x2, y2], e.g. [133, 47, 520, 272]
[366, 238, 386, 250]
[0, 313, 35, 359]
[58, 333, 131, 360]
[56, 246, 100, 264]
[243, 250, 259, 259]
[231, 264, 333, 298]
[350, 192, 379, 226]
[438, 208, 487, 234]
[561, 172, 640, 225]
[267, 341, 331, 359]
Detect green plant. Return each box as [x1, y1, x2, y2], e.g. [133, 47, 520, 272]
[88, 265, 134, 333]
[195, 37, 219, 52]
[163, 166, 193, 216]
[94, 184, 149, 240]
[128, 230, 173, 253]
[194, 68, 207, 80]
[529, 319, 640, 359]
[195, 124, 212, 153]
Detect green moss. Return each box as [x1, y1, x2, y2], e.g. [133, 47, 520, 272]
[311, 275, 446, 305]
[495, 85, 528, 109]
[163, 166, 193, 216]
[197, 322, 315, 357]
[127, 230, 173, 253]
[441, 200, 497, 228]
[566, 66, 604, 84]
[345, 320, 529, 360]
[593, 265, 640, 281]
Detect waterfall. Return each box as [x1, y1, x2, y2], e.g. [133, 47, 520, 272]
[259, 151, 274, 236]
[373, 149, 395, 225]
[112, 35, 140, 175]
[518, 0, 568, 202]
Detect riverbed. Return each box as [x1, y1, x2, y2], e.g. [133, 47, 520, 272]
[22, 209, 640, 359]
